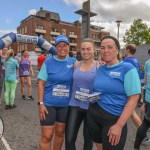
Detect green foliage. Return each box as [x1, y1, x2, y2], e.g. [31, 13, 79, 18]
[123, 18, 150, 46]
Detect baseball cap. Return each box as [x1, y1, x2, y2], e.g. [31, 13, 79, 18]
[55, 35, 69, 46]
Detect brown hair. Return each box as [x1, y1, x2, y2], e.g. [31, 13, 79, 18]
[21, 50, 28, 55]
[126, 44, 136, 55]
[100, 35, 122, 60]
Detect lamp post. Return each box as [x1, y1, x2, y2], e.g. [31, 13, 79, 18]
[116, 20, 122, 40]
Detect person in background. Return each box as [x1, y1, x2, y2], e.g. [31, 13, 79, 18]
[4, 49, 19, 109]
[133, 49, 150, 150]
[124, 44, 141, 106]
[124, 44, 150, 144]
[0, 50, 3, 102]
[38, 35, 76, 150]
[65, 38, 102, 150]
[36, 51, 46, 85]
[1, 48, 8, 86]
[18, 50, 34, 100]
[87, 36, 141, 150]
[139, 64, 145, 121]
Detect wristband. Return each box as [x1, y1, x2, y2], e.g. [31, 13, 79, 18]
[38, 102, 44, 105]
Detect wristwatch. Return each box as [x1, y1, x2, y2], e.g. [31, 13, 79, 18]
[38, 102, 44, 105]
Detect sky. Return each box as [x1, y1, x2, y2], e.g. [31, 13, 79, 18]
[1, 0, 150, 48]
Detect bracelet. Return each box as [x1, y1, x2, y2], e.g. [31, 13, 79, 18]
[38, 102, 44, 105]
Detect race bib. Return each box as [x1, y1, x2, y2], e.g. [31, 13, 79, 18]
[75, 87, 90, 102]
[87, 92, 101, 103]
[23, 71, 30, 76]
[52, 85, 70, 97]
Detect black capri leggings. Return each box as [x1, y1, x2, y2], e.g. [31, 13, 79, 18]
[87, 103, 127, 150]
[65, 106, 93, 150]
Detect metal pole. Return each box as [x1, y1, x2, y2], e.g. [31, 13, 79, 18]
[116, 20, 122, 40]
[87, 0, 90, 38]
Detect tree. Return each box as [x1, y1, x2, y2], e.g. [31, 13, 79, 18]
[123, 18, 150, 46]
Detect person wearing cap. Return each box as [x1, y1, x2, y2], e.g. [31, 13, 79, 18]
[133, 49, 150, 150]
[87, 36, 141, 150]
[37, 35, 76, 150]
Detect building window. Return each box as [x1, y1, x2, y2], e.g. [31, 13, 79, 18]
[51, 28, 58, 32]
[22, 28, 24, 34]
[69, 31, 75, 35]
[37, 25, 44, 30]
[51, 36, 56, 40]
[40, 35, 43, 38]
[70, 38, 75, 43]
[25, 26, 27, 33]
[62, 29, 66, 35]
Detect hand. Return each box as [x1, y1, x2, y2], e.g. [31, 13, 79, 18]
[99, 61, 105, 66]
[107, 123, 123, 146]
[39, 105, 48, 121]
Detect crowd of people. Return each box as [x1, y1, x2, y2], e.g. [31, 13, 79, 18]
[0, 34, 150, 150]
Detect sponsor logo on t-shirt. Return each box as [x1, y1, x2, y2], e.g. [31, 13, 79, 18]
[67, 64, 73, 68]
[110, 71, 121, 76]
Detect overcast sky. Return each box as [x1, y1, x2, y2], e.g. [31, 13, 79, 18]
[64, 0, 150, 47]
[1, 0, 150, 48]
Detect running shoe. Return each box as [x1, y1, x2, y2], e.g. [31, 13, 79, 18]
[27, 96, 34, 101]
[22, 95, 25, 100]
[141, 136, 150, 145]
[10, 104, 17, 109]
[5, 105, 10, 109]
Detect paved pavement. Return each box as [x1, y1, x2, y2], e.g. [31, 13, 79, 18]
[0, 78, 150, 150]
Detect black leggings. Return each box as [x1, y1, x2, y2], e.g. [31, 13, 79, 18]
[134, 102, 150, 149]
[65, 106, 93, 150]
[87, 103, 127, 150]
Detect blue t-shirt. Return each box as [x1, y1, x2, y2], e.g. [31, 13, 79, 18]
[144, 59, 150, 103]
[93, 61, 141, 116]
[38, 56, 76, 107]
[139, 70, 144, 87]
[4, 58, 19, 80]
[69, 62, 97, 110]
[124, 56, 140, 74]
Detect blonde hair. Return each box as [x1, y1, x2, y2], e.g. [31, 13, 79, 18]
[5, 49, 14, 61]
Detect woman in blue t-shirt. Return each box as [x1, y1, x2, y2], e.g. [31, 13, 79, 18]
[38, 35, 76, 150]
[87, 36, 141, 150]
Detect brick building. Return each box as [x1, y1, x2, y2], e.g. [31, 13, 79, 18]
[13, 7, 109, 57]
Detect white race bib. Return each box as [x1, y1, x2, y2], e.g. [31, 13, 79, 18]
[52, 85, 70, 98]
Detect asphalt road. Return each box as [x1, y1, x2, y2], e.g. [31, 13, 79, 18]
[0, 79, 150, 150]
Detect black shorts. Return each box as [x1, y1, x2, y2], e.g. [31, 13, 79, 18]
[19, 75, 31, 77]
[87, 103, 127, 150]
[40, 106, 68, 126]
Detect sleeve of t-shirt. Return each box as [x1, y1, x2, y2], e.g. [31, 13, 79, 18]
[37, 63, 48, 81]
[124, 68, 141, 96]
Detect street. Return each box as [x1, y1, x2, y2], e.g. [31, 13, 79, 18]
[0, 79, 150, 150]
